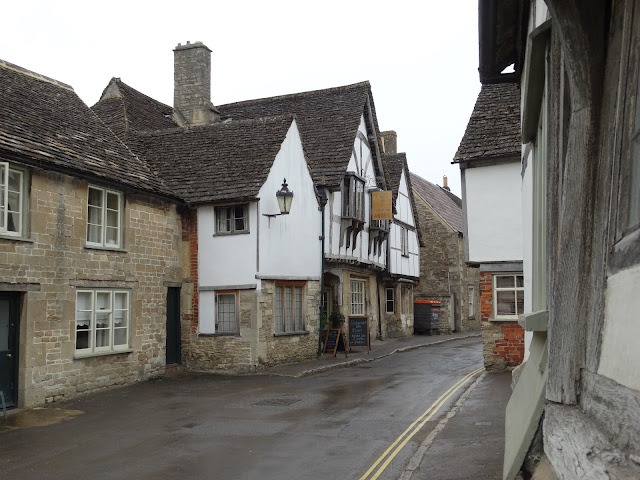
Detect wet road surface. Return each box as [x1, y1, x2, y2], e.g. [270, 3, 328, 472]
[0, 336, 483, 480]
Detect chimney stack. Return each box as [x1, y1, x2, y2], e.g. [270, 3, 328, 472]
[173, 41, 219, 126]
[443, 175, 450, 191]
[379, 130, 397, 155]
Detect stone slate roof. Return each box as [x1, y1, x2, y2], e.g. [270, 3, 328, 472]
[381, 153, 423, 246]
[410, 172, 463, 233]
[0, 60, 171, 197]
[124, 115, 297, 204]
[453, 83, 521, 163]
[91, 78, 176, 139]
[217, 82, 381, 188]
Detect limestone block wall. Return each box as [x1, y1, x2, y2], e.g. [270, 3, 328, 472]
[0, 169, 182, 407]
[412, 192, 479, 333]
[381, 282, 414, 338]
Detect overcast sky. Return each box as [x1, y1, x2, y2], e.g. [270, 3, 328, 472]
[2, 0, 480, 197]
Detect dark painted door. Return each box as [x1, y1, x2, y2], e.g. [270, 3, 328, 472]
[0, 294, 19, 407]
[166, 287, 181, 365]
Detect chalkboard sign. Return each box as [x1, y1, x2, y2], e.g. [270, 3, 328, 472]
[323, 329, 347, 357]
[348, 316, 370, 353]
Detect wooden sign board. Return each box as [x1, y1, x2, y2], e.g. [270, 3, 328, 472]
[371, 191, 392, 220]
[348, 316, 370, 353]
[323, 328, 347, 357]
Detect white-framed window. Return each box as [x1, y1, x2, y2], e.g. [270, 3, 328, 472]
[342, 173, 365, 221]
[216, 291, 238, 333]
[75, 289, 130, 354]
[86, 186, 122, 248]
[493, 274, 524, 318]
[468, 286, 475, 317]
[400, 226, 409, 257]
[351, 279, 365, 315]
[216, 205, 248, 234]
[385, 288, 394, 313]
[275, 282, 305, 334]
[0, 161, 26, 237]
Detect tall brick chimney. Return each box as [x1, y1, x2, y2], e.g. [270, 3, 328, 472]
[380, 131, 397, 155]
[173, 41, 219, 126]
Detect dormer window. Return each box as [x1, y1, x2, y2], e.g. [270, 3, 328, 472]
[342, 172, 365, 221]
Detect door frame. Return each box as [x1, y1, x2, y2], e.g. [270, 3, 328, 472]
[0, 293, 20, 407]
[166, 287, 181, 365]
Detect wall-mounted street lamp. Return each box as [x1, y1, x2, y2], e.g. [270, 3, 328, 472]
[264, 178, 294, 218]
[276, 178, 294, 215]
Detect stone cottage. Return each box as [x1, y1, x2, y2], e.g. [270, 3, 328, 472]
[0, 60, 183, 408]
[410, 172, 480, 333]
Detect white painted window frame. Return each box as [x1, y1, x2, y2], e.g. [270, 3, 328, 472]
[400, 226, 409, 257]
[75, 289, 130, 355]
[351, 279, 365, 315]
[342, 173, 365, 221]
[86, 185, 123, 249]
[385, 287, 395, 313]
[0, 161, 26, 237]
[493, 273, 524, 320]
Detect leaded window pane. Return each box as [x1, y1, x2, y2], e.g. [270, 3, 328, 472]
[275, 286, 283, 333]
[295, 286, 303, 331]
[217, 294, 236, 333]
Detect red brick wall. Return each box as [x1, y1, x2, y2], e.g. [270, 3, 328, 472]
[182, 209, 199, 333]
[479, 271, 524, 369]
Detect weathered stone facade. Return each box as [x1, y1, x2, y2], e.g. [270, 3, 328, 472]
[479, 271, 524, 371]
[412, 191, 480, 333]
[1, 169, 182, 407]
[380, 281, 414, 338]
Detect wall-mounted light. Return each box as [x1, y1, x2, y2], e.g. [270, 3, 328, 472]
[276, 178, 294, 215]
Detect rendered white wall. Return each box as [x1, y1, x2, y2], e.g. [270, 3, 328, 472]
[465, 162, 523, 263]
[389, 169, 419, 278]
[521, 149, 534, 358]
[258, 120, 321, 277]
[598, 264, 640, 391]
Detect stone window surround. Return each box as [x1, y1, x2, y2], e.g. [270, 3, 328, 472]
[468, 285, 475, 317]
[215, 290, 239, 334]
[351, 279, 365, 315]
[74, 288, 131, 358]
[385, 287, 394, 313]
[86, 185, 123, 249]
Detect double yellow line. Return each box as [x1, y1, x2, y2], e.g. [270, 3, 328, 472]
[359, 366, 485, 480]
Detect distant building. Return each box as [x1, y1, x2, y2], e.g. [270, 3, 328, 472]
[411, 173, 480, 333]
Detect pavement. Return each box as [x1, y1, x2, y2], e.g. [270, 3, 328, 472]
[258, 330, 481, 377]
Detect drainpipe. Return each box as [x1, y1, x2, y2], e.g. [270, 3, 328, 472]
[315, 186, 328, 356]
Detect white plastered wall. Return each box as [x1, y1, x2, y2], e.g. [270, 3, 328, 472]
[389, 169, 419, 278]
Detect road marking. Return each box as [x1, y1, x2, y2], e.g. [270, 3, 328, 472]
[359, 366, 485, 480]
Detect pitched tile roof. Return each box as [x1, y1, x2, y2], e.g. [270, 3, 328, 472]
[124, 115, 297, 204]
[91, 78, 176, 138]
[0, 60, 172, 197]
[410, 172, 464, 233]
[217, 82, 381, 188]
[453, 83, 521, 163]
[381, 153, 423, 246]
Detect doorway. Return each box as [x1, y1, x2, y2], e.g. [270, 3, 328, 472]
[166, 287, 181, 365]
[0, 293, 20, 407]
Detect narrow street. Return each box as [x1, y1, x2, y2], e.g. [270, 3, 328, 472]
[0, 337, 494, 480]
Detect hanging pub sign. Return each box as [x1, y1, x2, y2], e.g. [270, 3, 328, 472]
[371, 190, 393, 220]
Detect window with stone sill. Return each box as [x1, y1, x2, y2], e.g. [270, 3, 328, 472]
[86, 186, 123, 249]
[215, 291, 238, 334]
[351, 279, 365, 315]
[76, 289, 130, 354]
[275, 281, 306, 334]
[215, 205, 248, 235]
[0, 161, 28, 238]
[493, 274, 524, 319]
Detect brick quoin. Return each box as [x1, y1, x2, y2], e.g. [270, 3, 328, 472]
[182, 210, 199, 333]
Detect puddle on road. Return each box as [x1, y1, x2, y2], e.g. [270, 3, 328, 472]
[0, 407, 84, 433]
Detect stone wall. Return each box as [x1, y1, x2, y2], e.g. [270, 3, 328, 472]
[412, 192, 480, 333]
[381, 281, 414, 338]
[0, 169, 182, 407]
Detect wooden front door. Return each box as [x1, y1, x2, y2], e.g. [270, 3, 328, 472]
[166, 287, 181, 365]
[0, 294, 19, 407]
